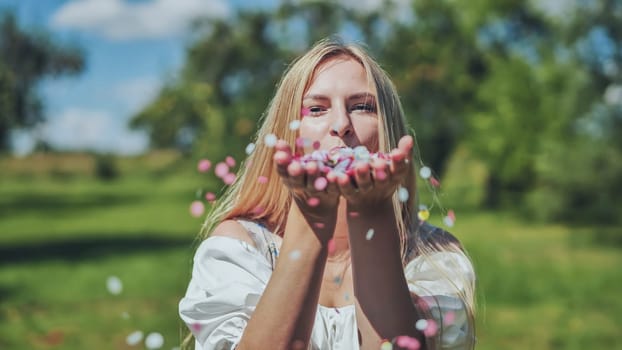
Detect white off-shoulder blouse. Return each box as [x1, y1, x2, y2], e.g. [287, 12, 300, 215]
[179, 220, 475, 350]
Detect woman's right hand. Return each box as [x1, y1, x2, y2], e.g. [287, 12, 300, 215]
[273, 140, 341, 232]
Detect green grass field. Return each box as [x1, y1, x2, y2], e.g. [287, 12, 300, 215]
[1, 153, 620, 349]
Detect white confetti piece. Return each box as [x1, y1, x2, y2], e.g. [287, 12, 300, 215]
[126, 330, 143, 346]
[264, 134, 277, 147]
[106, 276, 123, 295]
[289, 250, 301, 260]
[365, 228, 375, 240]
[397, 186, 409, 202]
[245, 143, 256, 155]
[415, 319, 428, 331]
[145, 332, 164, 349]
[289, 120, 301, 130]
[419, 166, 432, 179]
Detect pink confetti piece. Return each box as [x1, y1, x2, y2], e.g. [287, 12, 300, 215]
[197, 159, 211, 173]
[223, 173, 236, 185]
[423, 319, 438, 337]
[444, 311, 455, 325]
[314, 222, 325, 229]
[396, 335, 420, 350]
[190, 201, 205, 217]
[313, 140, 321, 150]
[225, 156, 236, 167]
[205, 192, 216, 202]
[301, 107, 311, 116]
[257, 175, 268, 184]
[376, 170, 387, 180]
[192, 323, 202, 332]
[214, 162, 229, 178]
[327, 238, 336, 254]
[430, 176, 440, 187]
[307, 197, 320, 207]
[253, 206, 264, 215]
[296, 137, 306, 148]
[447, 209, 456, 221]
[348, 211, 359, 218]
[314, 177, 328, 191]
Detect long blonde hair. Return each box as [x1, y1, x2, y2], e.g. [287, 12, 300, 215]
[188, 37, 476, 349]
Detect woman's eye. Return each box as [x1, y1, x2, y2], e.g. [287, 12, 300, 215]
[307, 106, 326, 116]
[351, 103, 376, 113]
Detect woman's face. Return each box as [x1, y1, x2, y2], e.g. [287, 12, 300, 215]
[299, 56, 379, 152]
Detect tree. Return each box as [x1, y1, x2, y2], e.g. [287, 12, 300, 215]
[0, 12, 84, 152]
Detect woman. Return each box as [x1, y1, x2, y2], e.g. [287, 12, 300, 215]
[179, 37, 476, 350]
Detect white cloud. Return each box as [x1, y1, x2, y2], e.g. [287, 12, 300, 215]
[114, 76, 163, 114]
[50, 0, 230, 40]
[41, 107, 149, 155]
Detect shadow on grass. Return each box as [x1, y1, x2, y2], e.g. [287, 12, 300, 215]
[0, 193, 145, 218]
[0, 234, 194, 265]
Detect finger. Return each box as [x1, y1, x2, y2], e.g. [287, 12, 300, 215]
[274, 150, 292, 179]
[353, 161, 373, 193]
[304, 161, 322, 192]
[336, 170, 357, 197]
[287, 160, 305, 188]
[325, 171, 341, 195]
[371, 157, 390, 184]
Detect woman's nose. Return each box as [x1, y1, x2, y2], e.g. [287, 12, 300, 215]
[329, 107, 353, 137]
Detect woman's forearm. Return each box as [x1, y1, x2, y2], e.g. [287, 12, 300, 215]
[237, 206, 333, 350]
[347, 203, 425, 349]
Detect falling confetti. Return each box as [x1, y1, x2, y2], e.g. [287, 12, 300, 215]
[289, 120, 301, 130]
[397, 187, 409, 202]
[429, 176, 440, 187]
[205, 192, 216, 202]
[396, 335, 420, 350]
[307, 197, 320, 207]
[417, 209, 430, 221]
[348, 211, 359, 218]
[314, 177, 328, 191]
[419, 166, 432, 179]
[145, 332, 164, 349]
[225, 156, 236, 167]
[126, 331, 143, 346]
[301, 107, 311, 116]
[257, 175, 268, 184]
[245, 143, 256, 155]
[197, 159, 211, 173]
[106, 276, 123, 295]
[380, 340, 393, 350]
[314, 222, 325, 229]
[223, 173, 236, 185]
[447, 209, 456, 221]
[192, 323, 202, 332]
[423, 319, 438, 337]
[264, 134, 277, 147]
[190, 201, 205, 217]
[444, 311, 456, 325]
[443, 216, 455, 228]
[214, 162, 229, 178]
[415, 319, 428, 331]
[327, 238, 336, 254]
[313, 141, 321, 150]
[376, 170, 387, 181]
[289, 250, 302, 260]
[365, 228, 375, 240]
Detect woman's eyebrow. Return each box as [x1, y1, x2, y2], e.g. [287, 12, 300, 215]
[347, 92, 376, 101]
[302, 94, 330, 102]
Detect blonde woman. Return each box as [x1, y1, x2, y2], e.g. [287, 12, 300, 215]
[179, 38, 476, 350]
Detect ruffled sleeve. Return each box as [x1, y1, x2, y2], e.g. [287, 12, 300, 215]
[405, 252, 476, 349]
[178, 236, 273, 350]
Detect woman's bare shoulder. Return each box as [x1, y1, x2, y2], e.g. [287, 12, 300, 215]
[210, 219, 257, 248]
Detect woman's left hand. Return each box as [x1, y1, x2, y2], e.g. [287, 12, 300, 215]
[337, 135, 413, 212]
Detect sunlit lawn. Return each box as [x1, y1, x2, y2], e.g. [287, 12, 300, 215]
[0, 154, 620, 349]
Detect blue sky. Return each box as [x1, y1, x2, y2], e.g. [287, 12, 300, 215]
[1, 0, 277, 155]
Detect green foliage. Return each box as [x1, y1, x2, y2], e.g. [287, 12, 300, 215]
[0, 11, 84, 151]
[129, 0, 621, 225]
[1, 162, 621, 349]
